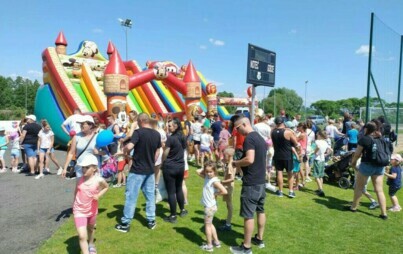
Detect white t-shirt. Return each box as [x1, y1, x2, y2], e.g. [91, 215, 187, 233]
[38, 130, 54, 149]
[254, 122, 271, 141]
[315, 139, 329, 162]
[325, 125, 339, 138]
[192, 122, 202, 141]
[63, 114, 82, 134]
[201, 176, 220, 208]
[200, 133, 212, 147]
[306, 128, 316, 153]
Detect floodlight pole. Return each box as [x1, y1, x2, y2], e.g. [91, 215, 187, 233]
[396, 35, 403, 143]
[365, 12, 374, 123]
[120, 19, 132, 61]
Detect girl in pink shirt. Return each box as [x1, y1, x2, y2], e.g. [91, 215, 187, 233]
[73, 154, 108, 254]
[218, 123, 231, 161]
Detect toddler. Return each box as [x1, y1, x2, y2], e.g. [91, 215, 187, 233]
[219, 148, 235, 231]
[385, 154, 402, 212]
[0, 126, 9, 172]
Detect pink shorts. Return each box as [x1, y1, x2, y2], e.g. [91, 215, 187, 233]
[74, 215, 97, 228]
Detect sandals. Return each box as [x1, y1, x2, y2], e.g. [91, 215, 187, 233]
[89, 246, 97, 254]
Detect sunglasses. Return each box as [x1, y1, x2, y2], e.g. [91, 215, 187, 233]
[235, 123, 244, 130]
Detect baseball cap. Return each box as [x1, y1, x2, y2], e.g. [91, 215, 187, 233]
[391, 154, 402, 162]
[77, 154, 99, 167]
[76, 115, 95, 124]
[201, 112, 206, 117]
[274, 116, 284, 125]
[26, 115, 37, 122]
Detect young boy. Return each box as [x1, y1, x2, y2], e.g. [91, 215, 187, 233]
[313, 130, 330, 197]
[219, 148, 235, 231]
[385, 154, 402, 212]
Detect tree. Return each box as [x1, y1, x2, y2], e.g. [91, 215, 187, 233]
[217, 91, 236, 114]
[260, 87, 303, 116]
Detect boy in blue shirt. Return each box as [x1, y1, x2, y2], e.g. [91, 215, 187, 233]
[385, 154, 402, 212]
[346, 123, 359, 151]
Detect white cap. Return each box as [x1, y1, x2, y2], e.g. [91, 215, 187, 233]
[391, 154, 403, 162]
[201, 112, 206, 116]
[26, 115, 37, 122]
[77, 154, 99, 167]
[76, 115, 95, 124]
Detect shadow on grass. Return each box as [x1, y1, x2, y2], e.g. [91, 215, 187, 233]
[56, 208, 72, 222]
[173, 226, 204, 245]
[107, 204, 124, 223]
[64, 235, 79, 254]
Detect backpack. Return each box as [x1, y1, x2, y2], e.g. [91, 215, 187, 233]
[371, 137, 392, 167]
[100, 156, 118, 178]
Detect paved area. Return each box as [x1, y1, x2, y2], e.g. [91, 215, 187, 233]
[0, 150, 75, 254]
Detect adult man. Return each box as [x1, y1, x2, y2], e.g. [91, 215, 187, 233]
[61, 108, 82, 137]
[292, 114, 301, 127]
[19, 115, 42, 176]
[230, 117, 267, 254]
[210, 113, 222, 163]
[271, 117, 300, 198]
[115, 113, 161, 232]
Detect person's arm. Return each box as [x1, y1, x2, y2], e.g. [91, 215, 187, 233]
[19, 130, 27, 145]
[288, 130, 301, 152]
[161, 147, 170, 164]
[233, 149, 254, 168]
[62, 136, 77, 177]
[94, 177, 109, 200]
[351, 145, 363, 170]
[61, 123, 69, 135]
[37, 135, 41, 153]
[384, 169, 397, 179]
[213, 181, 228, 196]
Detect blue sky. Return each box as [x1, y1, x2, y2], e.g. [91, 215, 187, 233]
[0, 0, 402, 107]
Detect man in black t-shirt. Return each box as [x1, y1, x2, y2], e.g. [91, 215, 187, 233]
[115, 113, 161, 233]
[19, 115, 42, 176]
[230, 117, 267, 253]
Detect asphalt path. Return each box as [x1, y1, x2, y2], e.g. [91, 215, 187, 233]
[0, 149, 75, 254]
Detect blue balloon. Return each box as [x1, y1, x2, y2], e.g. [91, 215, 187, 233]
[96, 130, 114, 147]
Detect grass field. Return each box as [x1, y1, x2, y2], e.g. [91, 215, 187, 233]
[37, 164, 403, 254]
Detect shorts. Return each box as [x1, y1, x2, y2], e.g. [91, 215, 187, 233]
[193, 140, 201, 145]
[292, 155, 300, 173]
[74, 215, 97, 228]
[389, 186, 401, 196]
[273, 159, 293, 172]
[39, 148, 55, 154]
[0, 150, 5, 159]
[313, 160, 325, 178]
[358, 162, 385, 177]
[204, 205, 217, 224]
[200, 145, 211, 153]
[118, 160, 127, 172]
[240, 184, 266, 219]
[23, 144, 37, 158]
[223, 185, 234, 202]
[11, 149, 20, 158]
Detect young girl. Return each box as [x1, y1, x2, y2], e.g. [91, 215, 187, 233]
[9, 131, 20, 173]
[292, 146, 302, 190]
[113, 139, 128, 188]
[385, 154, 402, 212]
[200, 126, 213, 168]
[73, 154, 108, 254]
[313, 130, 330, 197]
[197, 162, 227, 252]
[36, 121, 55, 179]
[219, 148, 235, 231]
[0, 126, 9, 172]
[218, 123, 231, 162]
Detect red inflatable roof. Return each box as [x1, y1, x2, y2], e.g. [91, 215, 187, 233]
[104, 49, 126, 75]
[107, 41, 115, 55]
[183, 61, 200, 83]
[55, 31, 67, 46]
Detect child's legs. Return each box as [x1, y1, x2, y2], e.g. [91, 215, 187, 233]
[75, 217, 92, 254]
[154, 164, 161, 185]
[117, 171, 123, 184]
[50, 151, 61, 168]
[204, 206, 218, 245]
[315, 177, 323, 190]
[182, 179, 188, 204]
[225, 199, 233, 224]
[0, 150, 6, 168]
[87, 215, 96, 246]
[39, 151, 46, 173]
[389, 187, 401, 207]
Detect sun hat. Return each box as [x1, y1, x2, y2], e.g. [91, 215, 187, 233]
[76, 115, 95, 124]
[77, 154, 99, 167]
[391, 154, 403, 162]
[26, 115, 37, 122]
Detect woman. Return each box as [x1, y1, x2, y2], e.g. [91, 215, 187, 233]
[161, 117, 188, 223]
[62, 115, 99, 179]
[350, 121, 388, 219]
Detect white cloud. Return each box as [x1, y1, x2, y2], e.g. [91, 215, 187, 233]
[92, 28, 103, 34]
[27, 70, 42, 78]
[289, 29, 297, 35]
[199, 45, 207, 50]
[209, 38, 225, 46]
[355, 45, 376, 56]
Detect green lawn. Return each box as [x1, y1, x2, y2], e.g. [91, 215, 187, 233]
[37, 165, 403, 254]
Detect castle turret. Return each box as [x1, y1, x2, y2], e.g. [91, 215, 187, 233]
[103, 48, 129, 116]
[55, 31, 67, 55]
[183, 61, 202, 119]
[107, 41, 115, 58]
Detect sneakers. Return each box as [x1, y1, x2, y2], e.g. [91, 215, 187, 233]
[147, 220, 156, 229]
[163, 215, 177, 224]
[288, 191, 296, 198]
[265, 183, 276, 192]
[275, 190, 283, 197]
[230, 243, 252, 254]
[88, 245, 97, 254]
[179, 209, 188, 217]
[115, 223, 130, 233]
[388, 206, 402, 212]
[35, 173, 44, 179]
[57, 167, 63, 175]
[379, 214, 388, 220]
[317, 190, 325, 197]
[251, 234, 265, 248]
[0, 168, 7, 173]
[305, 177, 313, 182]
[44, 168, 50, 174]
[213, 241, 221, 248]
[12, 168, 20, 173]
[112, 184, 122, 188]
[369, 201, 380, 210]
[200, 244, 214, 252]
[218, 224, 232, 231]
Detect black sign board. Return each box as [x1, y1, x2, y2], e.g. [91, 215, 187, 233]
[246, 44, 276, 87]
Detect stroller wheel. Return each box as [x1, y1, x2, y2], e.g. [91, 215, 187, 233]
[338, 177, 350, 189]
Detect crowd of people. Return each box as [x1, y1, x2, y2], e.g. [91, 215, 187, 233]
[0, 108, 401, 254]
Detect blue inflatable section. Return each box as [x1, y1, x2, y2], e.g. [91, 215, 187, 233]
[34, 85, 69, 147]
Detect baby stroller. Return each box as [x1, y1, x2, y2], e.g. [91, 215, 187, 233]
[333, 136, 348, 156]
[324, 151, 355, 189]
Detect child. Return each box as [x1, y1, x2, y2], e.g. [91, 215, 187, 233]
[385, 154, 402, 212]
[0, 126, 9, 172]
[9, 131, 20, 173]
[313, 130, 330, 197]
[113, 139, 128, 188]
[197, 162, 227, 252]
[73, 154, 108, 254]
[36, 121, 55, 179]
[218, 123, 231, 163]
[292, 147, 302, 190]
[346, 123, 359, 151]
[200, 126, 213, 168]
[219, 148, 235, 231]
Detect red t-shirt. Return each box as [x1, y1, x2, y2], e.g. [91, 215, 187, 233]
[232, 129, 245, 150]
